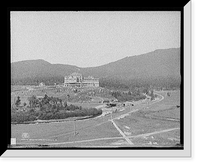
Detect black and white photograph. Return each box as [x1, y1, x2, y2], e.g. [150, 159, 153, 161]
[3, 2, 192, 158]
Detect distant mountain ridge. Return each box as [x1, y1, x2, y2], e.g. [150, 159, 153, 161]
[11, 48, 180, 86]
[82, 48, 180, 79]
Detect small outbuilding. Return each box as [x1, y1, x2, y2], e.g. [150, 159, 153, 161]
[39, 82, 45, 87]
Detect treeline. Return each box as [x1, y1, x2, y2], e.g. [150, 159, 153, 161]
[11, 76, 64, 86]
[11, 75, 181, 90]
[11, 95, 102, 124]
[99, 76, 181, 91]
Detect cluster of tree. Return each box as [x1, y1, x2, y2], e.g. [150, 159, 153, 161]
[11, 95, 102, 124]
[111, 90, 146, 102]
[110, 86, 159, 102]
[148, 90, 158, 101]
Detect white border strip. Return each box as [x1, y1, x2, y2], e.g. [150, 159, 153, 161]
[183, 0, 192, 157]
[3, 4, 191, 157]
[1, 149, 190, 157]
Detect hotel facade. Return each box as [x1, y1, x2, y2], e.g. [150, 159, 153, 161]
[64, 72, 99, 88]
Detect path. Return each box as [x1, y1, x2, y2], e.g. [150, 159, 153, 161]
[46, 92, 167, 145]
[128, 127, 180, 139]
[103, 92, 165, 145]
[44, 127, 179, 146]
[20, 92, 167, 146]
[111, 119, 133, 145]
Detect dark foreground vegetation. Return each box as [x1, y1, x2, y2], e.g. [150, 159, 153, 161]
[11, 94, 102, 124]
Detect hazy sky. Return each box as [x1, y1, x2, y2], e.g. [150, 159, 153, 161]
[11, 11, 180, 67]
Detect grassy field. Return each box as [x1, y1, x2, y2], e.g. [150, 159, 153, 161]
[114, 111, 180, 136]
[129, 129, 180, 147]
[11, 89, 181, 148]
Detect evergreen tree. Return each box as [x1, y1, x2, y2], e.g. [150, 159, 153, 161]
[28, 95, 37, 108]
[15, 96, 21, 107]
[150, 90, 155, 101]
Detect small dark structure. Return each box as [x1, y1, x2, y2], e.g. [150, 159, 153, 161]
[106, 103, 117, 107]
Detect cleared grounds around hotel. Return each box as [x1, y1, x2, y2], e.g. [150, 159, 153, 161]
[11, 85, 181, 148]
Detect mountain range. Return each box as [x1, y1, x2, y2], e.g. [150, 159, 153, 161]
[11, 48, 181, 87]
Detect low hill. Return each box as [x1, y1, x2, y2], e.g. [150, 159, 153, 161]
[11, 59, 79, 79]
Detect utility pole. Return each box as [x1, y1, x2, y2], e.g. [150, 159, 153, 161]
[73, 119, 76, 144]
[74, 120, 76, 136]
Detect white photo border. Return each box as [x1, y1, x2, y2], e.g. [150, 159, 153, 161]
[3, 2, 191, 157]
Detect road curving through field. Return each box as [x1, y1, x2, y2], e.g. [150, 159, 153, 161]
[17, 92, 166, 146]
[45, 92, 165, 142]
